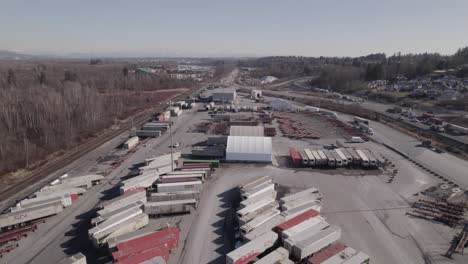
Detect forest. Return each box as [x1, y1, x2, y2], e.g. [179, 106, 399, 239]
[0, 60, 197, 175]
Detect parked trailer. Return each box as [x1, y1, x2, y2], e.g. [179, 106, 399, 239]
[345, 148, 361, 165]
[144, 199, 196, 216]
[148, 191, 200, 202]
[330, 151, 343, 167]
[334, 149, 348, 166]
[60, 252, 87, 264]
[239, 176, 271, 193]
[160, 173, 205, 181]
[145, 152, 181, 166]
[226, 230, 277, 264]
[241, 208, 280, 234]
[317, 150, 328, 166]
[298, 150, 309, 166]
[320, 247, 358, 264]
[255, 247, 289, 264]
[136, 130, 162, 138]
[99, 190, 147, 213]
[12, 194, 72, 212]
[281, 194, 322, 212]
[91, 213, 149, 246]
[339, 148, 353, 165]
[445, 123, 468, 135]
[355, 149, 369, 167]
[361, 150, 376, 167]
[323, 150, 336, 167]
[304, 149, 316, 166]
[353, 116, 369, 125]
[157, 177, 200, 184]
[90, 208, 143, 238]
[35, 187, 85, 198]
[237, 197, 276, 218]
[307, 243, 347, 264]
[240, 190, 277, 209]
[165, 170, 208, 178]
[311, 150, 325, 166]
[241, 182, 275, 200]
[243, 215, 285, 242]
[283, 219, 330, 251]
[123, 136, 139, 149]
[289, 148, 302, 167]
[183, 159, 220, 168]
[92, 201, 144, 226]
[120, 173, 160, 194]
[280, 188, 320, 205]
[281, 201, 322, 219]
[156, 180, 202, 193]
[239, 201, 279, 226]
[291, 226, 341, 260]
[114, 227, 179, 260]
[60, 174, 104, 189]
[275, 209, 320, 233]
[0, 202, 63, 230]
[282, 216, 329, 241]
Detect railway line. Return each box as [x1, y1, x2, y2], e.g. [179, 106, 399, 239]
[0, 87, 197, 213]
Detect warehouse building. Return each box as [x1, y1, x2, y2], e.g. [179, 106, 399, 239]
[230, 126, 264, 137]
[226, 136, 272, 163]
[212, 88, 236, 103]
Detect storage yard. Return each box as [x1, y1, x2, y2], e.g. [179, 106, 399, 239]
[0, 82, 467, 264]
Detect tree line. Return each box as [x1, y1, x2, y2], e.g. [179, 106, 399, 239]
[0, 60, 196, 175]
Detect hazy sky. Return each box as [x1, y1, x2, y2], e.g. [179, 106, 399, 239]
[1, 0, 468, 57]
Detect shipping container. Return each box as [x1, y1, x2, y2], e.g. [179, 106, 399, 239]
[239, 201, 279, 226]
[355, 150, 369, 167]
[239, 190, 277, 209]
[100, 213, 149, 245]
[160, 173, 205, 182]
[241, 208, 280, 234]
[291, 226, 341, 260]
[307, 243, 346, 264]
[0, 202, 63, 230]
[99, 190, 147, 213]
[289, 148, 302, 167]
[144, 199, 197, 215]
[124, 136, 139, 149]
[226, 231, 278, 264]
[280, 188, 320, 205]
[157, 177, 200, 184]
[148, 190, 200, 202]
[156, 180, 202, 192]
[92, 201, 144, 226]
[165, 170, 208, 178]
[304, 149, 316, 166]
[243, 215, 285, 242]
[120, 173, 160, 194]
[255, 247, 289, 264]
[320, 247, 357, 264]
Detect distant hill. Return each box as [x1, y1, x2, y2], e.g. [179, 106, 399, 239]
[0, 50, 33, 60]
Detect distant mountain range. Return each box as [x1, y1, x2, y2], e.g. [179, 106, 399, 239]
[0, 50, 35, 60]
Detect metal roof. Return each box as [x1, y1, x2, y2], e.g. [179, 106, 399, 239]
[226, 136, 272, 155]
[230, 126, 264, 137]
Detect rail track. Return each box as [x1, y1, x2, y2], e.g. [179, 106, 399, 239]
[0, 88, 197, 211]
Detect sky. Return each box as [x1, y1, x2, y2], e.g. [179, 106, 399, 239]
[1, 0, 468, 57]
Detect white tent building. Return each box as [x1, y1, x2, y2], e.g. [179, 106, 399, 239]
[226, 136, 272, 163]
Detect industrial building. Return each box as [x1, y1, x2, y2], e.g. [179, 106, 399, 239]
[212, 88, 236, 102]
[226, 136, 272, 163]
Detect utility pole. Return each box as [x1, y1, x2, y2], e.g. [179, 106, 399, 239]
[169, 121, 174, 172]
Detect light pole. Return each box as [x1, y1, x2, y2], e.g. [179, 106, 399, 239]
[169, 121, 174, 172]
